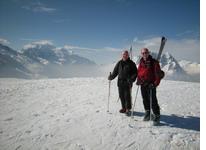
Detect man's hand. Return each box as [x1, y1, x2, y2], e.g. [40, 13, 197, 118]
[148, 83, 155, 89]
[136, 79, 142, 85]
[108, 74, 112, 80]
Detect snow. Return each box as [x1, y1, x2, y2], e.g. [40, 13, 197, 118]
[0, 78, 199, 150]
[37, 57, 49, 65]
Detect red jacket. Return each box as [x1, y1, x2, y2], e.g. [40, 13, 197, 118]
[137, 55, 161, 87]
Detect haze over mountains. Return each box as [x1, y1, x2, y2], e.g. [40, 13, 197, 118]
[0, 42, 199, 82]
[0, 42, 97, 78]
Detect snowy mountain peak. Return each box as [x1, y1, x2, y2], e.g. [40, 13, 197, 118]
[0, 43, 96, 78]
[0, 43, 18, 55]
[21, 41, 95, 66]
[159, 52, 185, 73]
[131, 51, 199, 82]
[22, 40, 55, 50]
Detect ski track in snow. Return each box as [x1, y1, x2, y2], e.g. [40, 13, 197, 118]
[0, 78, 199, 150]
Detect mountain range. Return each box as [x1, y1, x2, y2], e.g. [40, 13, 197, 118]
[0, 43, 96, 78]
[0, 43, 199, 82]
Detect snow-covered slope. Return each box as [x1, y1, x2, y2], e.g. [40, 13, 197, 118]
[0, 78, 199, 150]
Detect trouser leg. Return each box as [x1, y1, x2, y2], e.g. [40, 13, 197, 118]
[151, 88, 160, 116]
[118, 86, 126, 109]
[124, 87, 132, 110]
[141, 86, 150, 111]
[118, 86, 132, 110]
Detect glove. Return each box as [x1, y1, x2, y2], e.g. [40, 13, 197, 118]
[136, 79, 142, 85]
[154, 81, 159, 87]
[127, 78, 133, 87]
[148, 83, 155, 89]
[108, 75, 112, 80]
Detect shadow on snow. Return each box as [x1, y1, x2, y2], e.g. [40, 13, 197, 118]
[132, 111, 200, 131]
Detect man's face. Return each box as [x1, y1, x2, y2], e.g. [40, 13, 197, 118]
[141, 48, 149, 60]
[122, 51, 129, 61]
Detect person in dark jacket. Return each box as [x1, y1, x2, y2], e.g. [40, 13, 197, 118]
[108, 50, 137, 114]
[136, 48, 161, 125]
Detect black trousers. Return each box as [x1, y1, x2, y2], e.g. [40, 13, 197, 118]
[118, 86, 132, 110]
[141, 85, 160, 115]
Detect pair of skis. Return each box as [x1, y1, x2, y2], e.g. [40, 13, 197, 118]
[129, 36, 167, 62]
[157, 36, 167, 61]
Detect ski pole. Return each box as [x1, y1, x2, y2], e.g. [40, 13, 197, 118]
[150, 88, 153, 121]
[131, 85, 140, 118]
[117, 97, 120, 103]
[107, 72, 111, 112]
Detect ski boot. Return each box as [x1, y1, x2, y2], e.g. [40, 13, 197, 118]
[152, 115, 160, 126]
[143, 110, 150, 121]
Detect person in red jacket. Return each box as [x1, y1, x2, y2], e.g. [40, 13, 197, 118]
[137, 48, 161, 125]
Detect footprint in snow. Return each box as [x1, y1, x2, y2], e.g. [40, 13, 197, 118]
[15, 145, 22, 150]
[66, 119, 70, 122]
[44, 134, 54, 139]
[25, 130, 32, 134]
[33, 114, 40, 117]
[4, 117, 13, 121]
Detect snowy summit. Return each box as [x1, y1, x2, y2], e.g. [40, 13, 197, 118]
[0, 77, 199, 150]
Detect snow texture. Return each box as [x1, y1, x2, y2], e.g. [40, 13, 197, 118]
[0, 78, 199, 150]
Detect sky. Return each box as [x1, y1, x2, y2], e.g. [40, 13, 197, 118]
[0, 0, 200, 64]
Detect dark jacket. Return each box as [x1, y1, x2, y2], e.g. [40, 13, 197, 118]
[109, 58, 137, 87]
[137, 55, 161, 87]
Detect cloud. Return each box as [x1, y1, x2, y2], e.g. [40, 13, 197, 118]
[176, 30, 200, 38]
[22, 40, 121, 53]
[62, 45, 99, 52]
[22, 2, 56, 13]
[20, 37, 199, 64]
[131, 36, 200, 62]
[23, 40, 54, 49]
[166, 38, 199, 62]
[60, 45, 120, 52]
[55, 44, 121, 64]
[0, 38, 10, 45]
[32, 40, 54, 45]
[102, 47, 120, 52]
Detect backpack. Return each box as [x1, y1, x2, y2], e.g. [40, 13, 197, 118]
[158, 69, 165, 79]
[152, 58, 165, 80]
